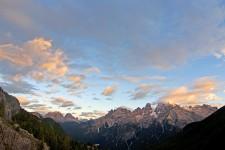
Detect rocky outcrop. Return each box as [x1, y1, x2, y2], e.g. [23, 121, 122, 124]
[31, 112, 42, 118]
[0, 87, 48, 150]
[0, 118, 48, 150]
[0, 87, 21, 120]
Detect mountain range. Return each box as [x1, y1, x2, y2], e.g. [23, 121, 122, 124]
[58, 103, 217, 150]
[1, 86, 224, 150]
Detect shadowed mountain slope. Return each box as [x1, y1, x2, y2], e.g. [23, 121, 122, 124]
[153, 105, 225, 150]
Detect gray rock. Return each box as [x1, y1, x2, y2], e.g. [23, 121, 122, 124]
[0, 118, 49, 150]
[0, 87, 21, 120]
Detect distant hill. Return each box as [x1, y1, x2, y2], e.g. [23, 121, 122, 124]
[153, 105, 225, 150]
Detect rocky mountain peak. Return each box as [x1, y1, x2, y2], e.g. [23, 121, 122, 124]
[45, 111, 64, 122]
[65, 113, 78, 122]
[186, 104, 217, 118]
[46, 111, 63, 118]
[31, 112, 42, 118]
[133, 107, 142, 114]
[145, 103, 152, 109]
[155, 103, 173, 113]
[45, 112, 78, 123]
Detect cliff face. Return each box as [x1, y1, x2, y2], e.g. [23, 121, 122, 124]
[0, 87, 20, 120]
[0, 87, 49, 150]
[0, 118, 48, 150]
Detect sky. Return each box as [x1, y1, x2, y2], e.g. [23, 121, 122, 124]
[0, 0, 225, 119]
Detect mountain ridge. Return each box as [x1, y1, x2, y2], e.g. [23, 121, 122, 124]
[45, 112, 78, 123]
[153, 105, 225, 150]
[60, 102, 217, 150]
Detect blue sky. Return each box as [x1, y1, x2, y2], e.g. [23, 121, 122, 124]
[0, 0, 225, 119]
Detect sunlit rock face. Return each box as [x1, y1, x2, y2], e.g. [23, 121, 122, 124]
[186, 104, 218, 118]
[64, 113, 79, 122]
[90, 103, 217, 129]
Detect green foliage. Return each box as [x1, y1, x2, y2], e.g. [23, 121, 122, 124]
[12, 109, 94, 150]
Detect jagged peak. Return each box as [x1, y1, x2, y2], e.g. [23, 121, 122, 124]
[45, 111, 64, 117]
[114, 106, 132, 113]
[65, 113, 76, 119]
[145, 103, 152, 108]
[133, 107, 142, 112]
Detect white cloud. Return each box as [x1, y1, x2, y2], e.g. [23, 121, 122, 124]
[102, 75, 166, 84]
[51, 97, 75, 107]
[83, 67, 101, 74]
[80, 110, 106, 119]
[130, 84, 162, 100]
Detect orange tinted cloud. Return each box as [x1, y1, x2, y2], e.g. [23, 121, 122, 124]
[69, 75, 85, 84]
[17, 96, 31, 106]
[0, 38, 68, 80]
[0, 44, 33, 66]
[102, 86, 116, 96]
[160, 77, 222, 106]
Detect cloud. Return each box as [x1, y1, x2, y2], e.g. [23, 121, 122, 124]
[80, 110, 106, 119]
[64, 74, 87, 94]
[0, 0, 36, 31]
[0, 44, 33, 66]
[69, 74, 85, 84]
[74, 106, 82, 110]
[130, 84, 162, 100]
[102, 85, 117, 96]
[214, 48, 225, 60]
[51, 97, 74, 107]
[0, 80, 36, 94]
[1, 1, 225, 70]
[17, 96, 31, 106]
[93, 97, 100, 101]
[0, 37, 68, 81]
[25, 103, 52, 114]
[102, 75, 166, 83]
[159, 77, 222, 106]
[83, 67, 101, 74]
[10, 74, 23, 82]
